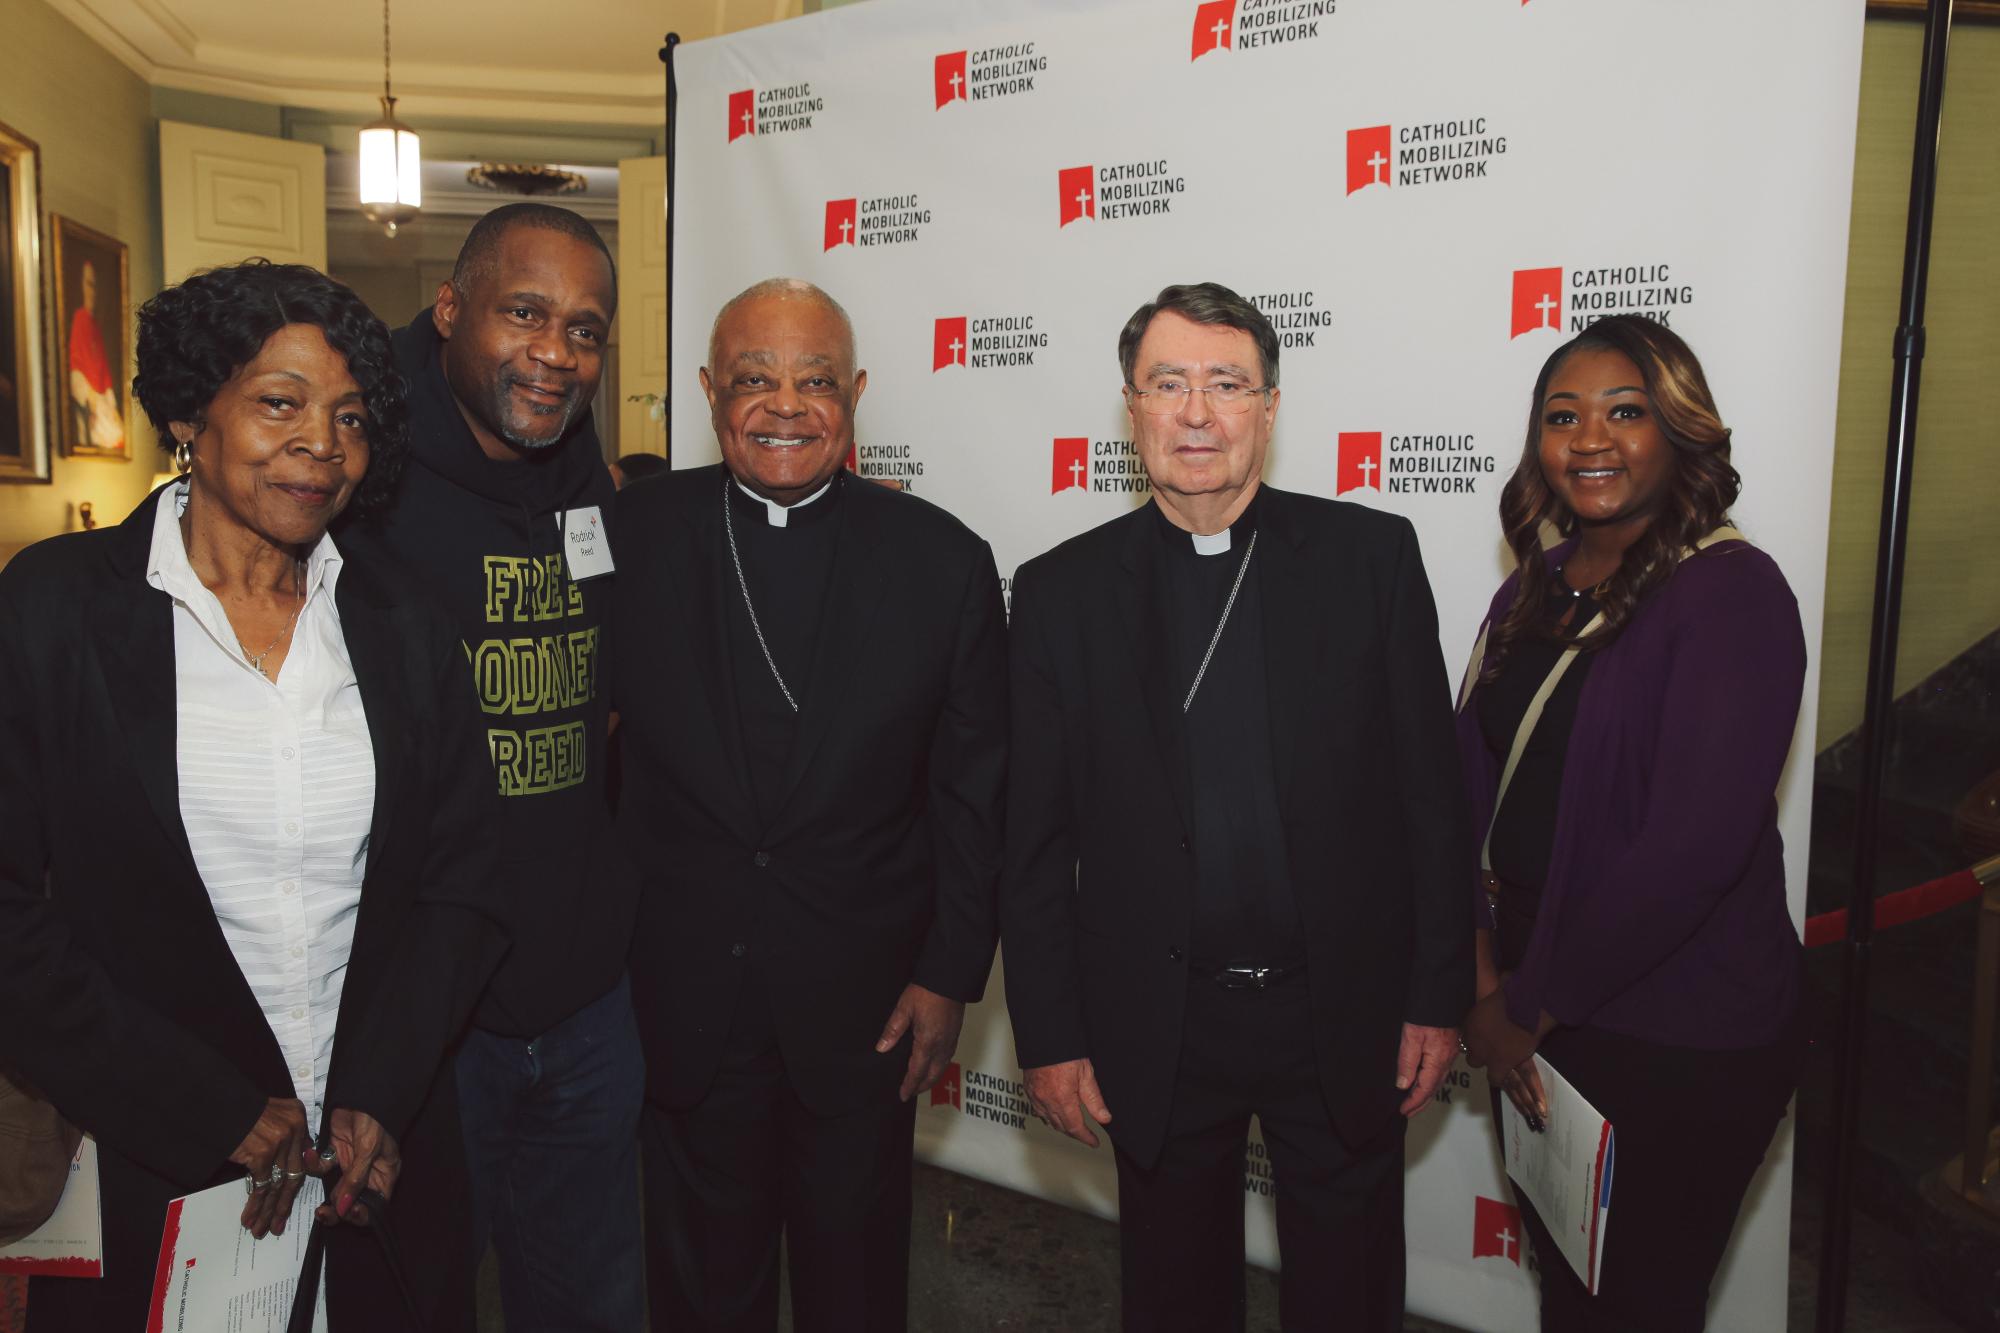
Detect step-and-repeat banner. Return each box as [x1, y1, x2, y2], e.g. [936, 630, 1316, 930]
[669, 1, 1864, 1326]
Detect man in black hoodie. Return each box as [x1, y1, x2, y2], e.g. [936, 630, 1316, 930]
[358, 203, 642, 1330]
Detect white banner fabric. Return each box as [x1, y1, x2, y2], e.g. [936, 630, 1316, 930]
[668, 2, 1863, 1327]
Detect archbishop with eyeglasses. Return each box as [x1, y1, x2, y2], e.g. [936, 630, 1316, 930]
[1000, 282, 1472, 1332]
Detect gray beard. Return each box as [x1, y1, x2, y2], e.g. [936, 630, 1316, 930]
[498, 423, 567, 452]
[491, 387, 579, 452]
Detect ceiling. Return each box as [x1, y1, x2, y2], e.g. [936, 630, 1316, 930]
[326, 155, 621, 220]
[45, 0, 812, 127]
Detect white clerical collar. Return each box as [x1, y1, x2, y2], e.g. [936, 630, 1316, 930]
[733, 475, 831, 528]
[1190, 528, 1232, 557]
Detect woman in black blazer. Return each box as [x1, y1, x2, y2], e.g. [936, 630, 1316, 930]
[0, 261, 506, 1331]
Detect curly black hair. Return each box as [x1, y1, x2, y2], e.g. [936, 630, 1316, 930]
[133, 259, 407, 518]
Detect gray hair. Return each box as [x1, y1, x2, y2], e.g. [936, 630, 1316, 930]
[1118, 282, 1279, 390]
[706, 277, 858, 370]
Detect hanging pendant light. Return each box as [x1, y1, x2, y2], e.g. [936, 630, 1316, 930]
[357, 0, 420, 236]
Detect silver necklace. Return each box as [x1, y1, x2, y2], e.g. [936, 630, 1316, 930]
[1182, 529, 1258, 713]
[240, 561, 306, 680]
[1554, 563, 1610, 600]
[721, 477, 799, 713]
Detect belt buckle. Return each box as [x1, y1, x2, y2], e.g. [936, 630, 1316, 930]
[1213, 964, 1275, 991]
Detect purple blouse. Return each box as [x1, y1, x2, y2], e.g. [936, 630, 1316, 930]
[1455, 539, 1807, 1050]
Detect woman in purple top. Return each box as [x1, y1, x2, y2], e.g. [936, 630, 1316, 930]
[1457, 315, 1806, 1331]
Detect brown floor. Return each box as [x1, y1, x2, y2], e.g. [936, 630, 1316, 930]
[471, 1161, 1970, 1332]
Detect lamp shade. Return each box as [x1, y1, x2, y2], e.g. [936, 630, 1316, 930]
[358, 98, 421, 233]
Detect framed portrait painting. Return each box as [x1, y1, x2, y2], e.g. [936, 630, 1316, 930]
[50, 214, 131, 462]
[0, 118, 50, 484]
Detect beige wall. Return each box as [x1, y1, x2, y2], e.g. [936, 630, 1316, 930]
[0, 0, 163, 562]
[1818, 20, 2000, 746]
[327, 210, 469, 338]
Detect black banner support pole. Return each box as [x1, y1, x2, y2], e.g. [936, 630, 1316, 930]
[659, 32, 681, 467]
[1814, 1, 1954, 1328]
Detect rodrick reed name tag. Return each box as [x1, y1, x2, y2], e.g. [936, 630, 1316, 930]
[559, 506, 615, 581]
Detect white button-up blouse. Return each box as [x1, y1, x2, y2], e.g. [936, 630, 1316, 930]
[145, 481, 374, 1130]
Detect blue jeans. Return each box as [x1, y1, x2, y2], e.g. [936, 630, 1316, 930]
[456, 976, 646, 1332]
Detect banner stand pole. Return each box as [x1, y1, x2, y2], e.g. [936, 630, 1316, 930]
[1814, 1, 1955, 1328]
[659, 31, 681, 467]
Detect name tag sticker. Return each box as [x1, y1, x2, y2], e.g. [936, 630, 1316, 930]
[559, 506, 615, 581]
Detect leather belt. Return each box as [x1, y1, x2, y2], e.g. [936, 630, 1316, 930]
[1188, 960, 1307, 990]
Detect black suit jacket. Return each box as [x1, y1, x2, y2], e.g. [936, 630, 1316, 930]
[0, 489, 508, 1331]
[613, 466, 1007, 1115]
[1001, 486, 1473, 1164]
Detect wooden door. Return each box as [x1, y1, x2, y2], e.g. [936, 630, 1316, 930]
[160, 121, 326, 282]
[616, 154, 666, 461]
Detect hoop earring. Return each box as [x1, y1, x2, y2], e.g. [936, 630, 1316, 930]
[173, 439, 192, 474]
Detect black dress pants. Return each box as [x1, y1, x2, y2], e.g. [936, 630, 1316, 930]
[1492, 1023, 1800, 1333]
[640, 974, 917, 1333]
[1113, 972, 1406, 1333]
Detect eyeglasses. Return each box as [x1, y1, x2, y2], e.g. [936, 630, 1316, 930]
[1127, 382, 1271, 415]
